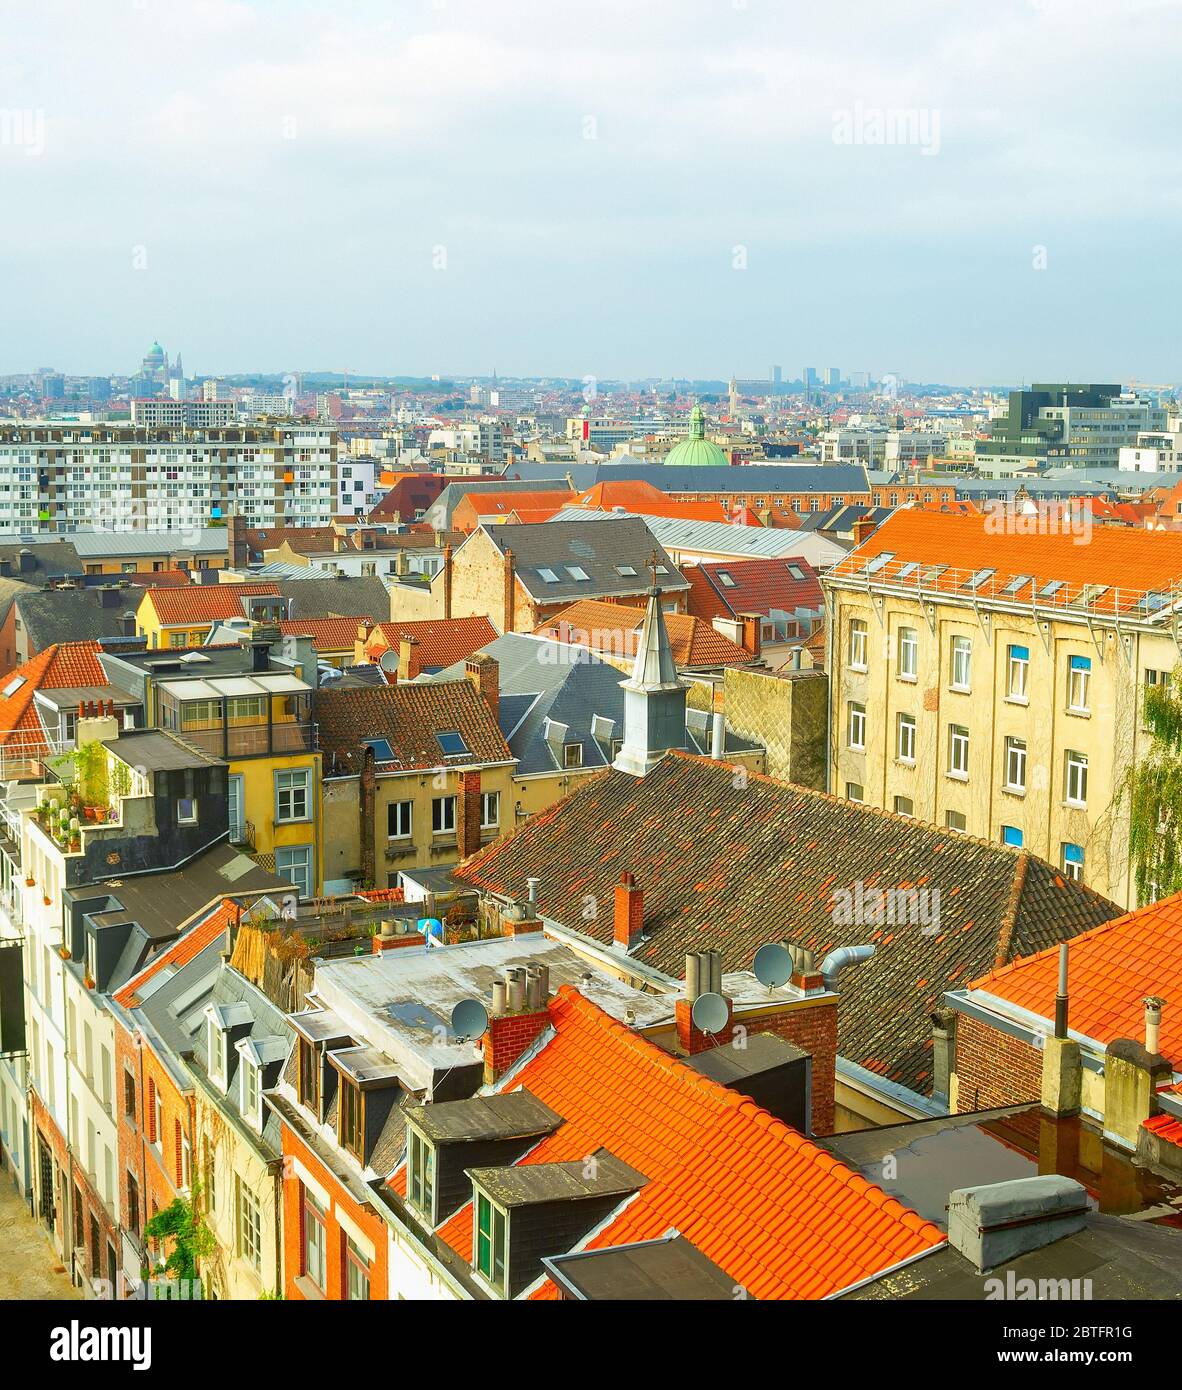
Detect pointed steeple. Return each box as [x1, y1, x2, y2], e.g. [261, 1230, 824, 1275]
[612, 582, 688, 778]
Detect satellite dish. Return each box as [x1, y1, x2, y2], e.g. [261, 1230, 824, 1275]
[691, 991, 729, 1035]
[753, 942, 793, 990]
[379, 650, 399, 673]
[450, 998, 489, 1041]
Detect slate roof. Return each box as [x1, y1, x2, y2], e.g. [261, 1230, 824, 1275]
[537, 600, 752, 669]
[965, 890, 1182, 1065]
[113, 897, 240, 1009]
[16, 588, 138, 652]
[0, 540, 83, 580]
[478, 516, 688, 602]
[273, 576, 390, 621]
[317, 679, 513, 775]
[502, 462, 872, 497]
[392, 987, 943, 1300]
[453, 754, 1120, 1095]
[683, 557, 825, 622]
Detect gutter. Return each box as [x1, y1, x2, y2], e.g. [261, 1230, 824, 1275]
[835, 1056, 948, 1119]
[824, 1239, 947, 1300]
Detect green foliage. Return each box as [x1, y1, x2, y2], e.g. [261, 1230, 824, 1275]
[1125, 669, 1182, 904]
[142, 1190, 215, 1285]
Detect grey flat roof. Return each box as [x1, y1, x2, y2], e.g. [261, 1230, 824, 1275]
[404, 1089, 561, 1144]
[70, 529, 229, 558]
[468, 1151, 644, 1208]
[686, 1031, 806, 1085]
[104, 729, 225, 771]
[543, 1234, 741, 1301]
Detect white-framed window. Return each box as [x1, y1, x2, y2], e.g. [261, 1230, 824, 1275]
[1065, 750, 1088, 807]
[897, 626, 918, 679]
[848, 619, 868, 670]
[480, 791, 500, 829]
[1007, 644, 1029, 701]
[1067, 656, 1091, 714]
[181, 1133, 192, 1191]
[1061, 842, 1084, 881]
[240, 1059, 261, 1129]
[407, 1127, 435, 1218]
[847, 701, 866, 751]
[236, 1177, 262, 1273]
[945, 810, 967, 832]
[176, 796, 198, 824]
[474, 1190, 507, 1292]
[302, 1186, 326, 1291]
[276, 845, 312, 899]
[948, 724, 969, 777]
[845, 781, 864, 803]
[897, 713, 916, 763]
[275, 769, 310, 823]
[950, 635, 972, 691]
[1004, 736, 1027, 793]
[563, 743, 584, 769]
[208, 1018, 228, 1087]
[387, 800, 412, 839]
[893, 795, 914, 817]
[152, 1085, 163, 1152]
[432, 796, 456, 835]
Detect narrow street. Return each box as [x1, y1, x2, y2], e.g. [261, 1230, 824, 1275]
[0, 1177, 82, 1300]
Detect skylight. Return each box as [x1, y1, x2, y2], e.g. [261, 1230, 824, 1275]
[962, 568, 996, 592]
[787, 565, 804, 580]
[1003, 574, 1032, 595]
[363, 738, 395, 762]
[1038, 580, 1064, 599]
[717, 572, 736, 587]
[437, 731, 470, 757]
[1, 676, 25, 698]
[537, 568, 560, 583]
[566, 565, 590, 581]
[615, 564, 637, 577]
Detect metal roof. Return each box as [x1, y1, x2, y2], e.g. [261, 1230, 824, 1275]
[69, 528, 229, 557]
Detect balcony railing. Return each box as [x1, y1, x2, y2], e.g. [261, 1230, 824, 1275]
[178, 721, 315, 760]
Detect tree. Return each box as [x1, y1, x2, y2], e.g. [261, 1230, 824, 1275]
[1126, 668, 1182, 904]
[142, 1189, 215, 1289]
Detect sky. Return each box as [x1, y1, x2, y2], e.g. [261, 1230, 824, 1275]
[2, 0, 1181, 385]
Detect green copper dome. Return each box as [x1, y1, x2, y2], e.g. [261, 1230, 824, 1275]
[664, 404, 728, 467]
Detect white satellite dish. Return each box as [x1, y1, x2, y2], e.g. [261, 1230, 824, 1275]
[450, 998, 489, 1041]
[691, 992, 729, 1036]
[753, 942, 793, 990]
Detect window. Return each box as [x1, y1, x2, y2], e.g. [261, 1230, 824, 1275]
[475, 1191, 507, 1291]
[847, 701, 866, 751]
[432, 796, 456, 835]
[240, 1059, 260, 1128]
[950, 636, 972, 691]
[176, 797, 198, 824]
[1061, 842, 1084, 881]
[1067, 655, 1091, 713]
[297, 1037, 319, 1113]
[897, 627, 917, 679]
[1002, 825, 1024, 848]
[480, 791, 500, 829]
[152, 1083, 163, 1151]
[407, 1127, 435, 1217]
[1004, 737, 1027, 793]
[123, 1067, 136, 1120]
[894, 796, 914, 817]
[344, 1235, 371, 1300]
[1065, 750, 1088, 807]
[302, 1187, 326, 1292]
[181, 1132, 192, 1190]
[340, 1080, 363, 1160]
[945, 810, 967, 832]
[204, 1142, 217, 1215]
[208, 1018, 228, 1087]
[848, 619, 868, 670]
[565, 565, 590, 581]
[537, 568, 560, 583]
[948, 725, 969, 777]
[276, 845, 312, 899]
[275, 769, 310, 823]
[237, 1178, 262, 1273]
[127, 1173, 140, 1236]
[436, 731, 469, 757]
[1007, 644, 1029, 701]
[845, 782, 864, 803]
[896, 713, 916, 763]
[387, 800, 412, 839]
[563, 743, 583, 769]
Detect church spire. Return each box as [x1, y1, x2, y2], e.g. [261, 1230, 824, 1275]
[612, 573, 688, 778]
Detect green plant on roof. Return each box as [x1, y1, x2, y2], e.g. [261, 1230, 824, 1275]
[1125, 667, 1182, 904]
[141, 1187, 215, 1290]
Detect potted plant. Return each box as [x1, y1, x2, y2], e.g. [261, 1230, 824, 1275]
[83, 973, 95, 990]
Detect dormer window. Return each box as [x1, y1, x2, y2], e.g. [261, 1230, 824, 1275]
[563, 743, 583, 770]
[177, 797, 198, 824]
[297, 1037, 320, 1113]
[407, 1127, 435, 1221]
[208, 1018, 228, 1088]
[339, 1079, 363, 1160]
[475, 1191, 508, 1293]
[240, 1058, 261, 1130]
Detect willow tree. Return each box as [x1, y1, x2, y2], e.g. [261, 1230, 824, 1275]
[1127, 668, 1182, 904]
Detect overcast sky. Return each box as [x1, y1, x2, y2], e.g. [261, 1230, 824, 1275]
[3, 0, 1180, 385]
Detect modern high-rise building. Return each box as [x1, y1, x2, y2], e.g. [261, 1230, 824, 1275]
[823, 367, 841, 388]
[975, 383, 1167, 473]
[131, 399, 237, 428]
[0, 420, 338, 533]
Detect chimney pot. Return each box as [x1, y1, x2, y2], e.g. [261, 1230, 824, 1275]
[1144, 996, 1165, 1055]
[613, 871, 644, 951]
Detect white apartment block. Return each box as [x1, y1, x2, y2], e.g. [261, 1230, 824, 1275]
[1118, 430, 1182, 472]
[131, 399, 237, 428]
[0, 422, 338, 534]
[238, 394, 295, 418]
[337, 457, 380, 517]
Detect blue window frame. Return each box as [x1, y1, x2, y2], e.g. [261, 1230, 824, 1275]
[1002, 825, 1023, 848]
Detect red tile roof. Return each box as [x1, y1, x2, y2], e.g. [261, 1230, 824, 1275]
[1143, 1111, 1182, 1149]
[684, 557, 824, 621]
[112, 898, 240, 1009]
[408, 987, 944, 1300]
[279, 616, 368, 651]
[831, 510, 1182, 616]
[537, 600, 751, 668]
[573, 480, 734, 524]
[0, 641, 107, 755]
[366, 617, 499, 677]
[143, 582, 280, 627]
[969, 891, 1182, 1065]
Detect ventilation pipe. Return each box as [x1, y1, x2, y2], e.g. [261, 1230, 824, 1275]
[710, 711, 725, 760]
[1145, 996, 1165, 1054]
[819, 943, 875, 990]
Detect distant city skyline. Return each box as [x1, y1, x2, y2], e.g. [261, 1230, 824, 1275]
[3, 0, 1179, 382]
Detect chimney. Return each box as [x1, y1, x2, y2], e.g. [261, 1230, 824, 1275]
[227, 514, 248, 569]
[442, 544, 453, 619]
[1145, 996, 1165, 1054]
[851, 516, 876, 547]
[930, 1007, 956, 1106]
[613, 871, 643, 951]
[675, 950, 732, 1056]
[483, 966, 551, 1083]
[18, 548, 35, 574]
[456, 770, 482, 860]
[948, 1177, 1088, 1272]
[736, 612, 762, 659]
[97, 585, 121, 609]
[398, 636, 417, 682]
[358, 746, 376, 891]
[503, 548, 516, 632]
[464, 653, 499, 726]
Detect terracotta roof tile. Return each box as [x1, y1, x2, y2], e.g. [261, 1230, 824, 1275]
[365, 617, 500, 676]
[112, 898, 240, 1009]
[537, 600, 751, 668]
[1143, 1112, 1182, 1149]
[0, 641, 108, 755]
[685, 557, 824, 621]
[279, 616, 369, 651]
[143, 583, 280, 626]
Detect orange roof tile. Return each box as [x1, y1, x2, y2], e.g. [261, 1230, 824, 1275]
[969, 891, 1182, 1065]
[365, 616, 500, 676]
[112, 898, 241, 1008]
[279, 616, 369, 651]
[144, 583, 280, 627]
[0, 641, 107, 754]
[538, 600, 751, 668]
[573, 480, 734, 524]
[406, 987, 944, 1300]
[1143, 1112, 1182, 1149]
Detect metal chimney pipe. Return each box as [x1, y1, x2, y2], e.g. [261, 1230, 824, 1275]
[686, 952, 701, 1003]
[536, 963, 549, 1004]
[709, 949, 722, 995]
[492, 979, 507, 1017]
[1054, 943, 1069, 1040]
[710, 711, 725, 760]
[506, 968, 526, 1014]
[1145, 996, 1165, 1054]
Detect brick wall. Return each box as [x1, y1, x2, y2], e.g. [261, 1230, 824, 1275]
[953, 1012, 1041, 1113]
[483, 1008, 549, 1083]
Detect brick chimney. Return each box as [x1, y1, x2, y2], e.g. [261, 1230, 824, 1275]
[227, 514, 249, 569]
[359, 745, 376, 888]
[503, 548, 516, 632]
[736, 612, 762, 659]
[398, 636, 417, 682]
[465, 653, 499, 726]
[483, 965, 551, 1083]
[613, 871, 643, 951]
[851, 516, 877, 547]
[442, 544, 453, 619]
[456, 770, 482, 860]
